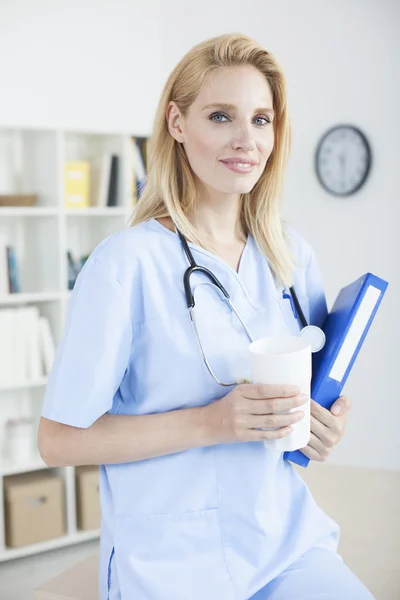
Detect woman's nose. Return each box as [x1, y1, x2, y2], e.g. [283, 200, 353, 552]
[231, 125, 256, 152]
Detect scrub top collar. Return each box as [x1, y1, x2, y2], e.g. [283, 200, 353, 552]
[148, 217, 250, 274]
[148, 218, 262, 309]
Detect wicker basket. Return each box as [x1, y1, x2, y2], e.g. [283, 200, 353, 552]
[0, 194, 38, 207]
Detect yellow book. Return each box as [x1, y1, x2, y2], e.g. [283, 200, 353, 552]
[64, 161, 90, 208]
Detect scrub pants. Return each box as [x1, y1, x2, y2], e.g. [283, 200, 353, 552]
[249, 547, 375, 600]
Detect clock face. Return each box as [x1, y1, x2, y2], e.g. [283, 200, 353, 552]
[315, 125, 371, 196]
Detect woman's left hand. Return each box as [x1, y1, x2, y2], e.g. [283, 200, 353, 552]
[300, 396, 351, 462]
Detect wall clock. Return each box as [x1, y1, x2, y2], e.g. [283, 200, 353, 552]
[315, 125, 372, 196]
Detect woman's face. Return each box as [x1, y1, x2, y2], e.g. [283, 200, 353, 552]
[168, 65, 275, 197]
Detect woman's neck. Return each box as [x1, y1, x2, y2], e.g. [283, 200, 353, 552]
[187, 191, 244, 246]
[156, 194, 246, 272]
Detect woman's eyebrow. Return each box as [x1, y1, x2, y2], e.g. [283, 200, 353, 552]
[202, 102, 275, 115]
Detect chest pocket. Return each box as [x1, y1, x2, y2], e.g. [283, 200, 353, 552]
[277, 290, 310, 337]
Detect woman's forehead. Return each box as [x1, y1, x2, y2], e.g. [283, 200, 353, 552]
[193, 66, 274, 110]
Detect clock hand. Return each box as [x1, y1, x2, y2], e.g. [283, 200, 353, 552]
[339, 152, 346, 189]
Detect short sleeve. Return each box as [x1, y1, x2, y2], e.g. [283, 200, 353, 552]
[305, 248, 328, 329]
[41, 257, 132, 428]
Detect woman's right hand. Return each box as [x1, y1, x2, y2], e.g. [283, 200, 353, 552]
[203, 384, 308, 445]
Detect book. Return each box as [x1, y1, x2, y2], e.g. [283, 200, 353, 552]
[7, 245, 21, 293]
[67, 251, 81, 290]
[14, 307, 27, 382]
[107, 155, 119, 206]
[127, 139, 138, 206]
[0, 309, 17, 386]
[0, 234, 9, 295]
[25, 306, 43, 380]
[132, 138, 147, 200]
[136, 137, 148, 170]
[91, 153, 112, 207]
[39, 316, 56, 375]
[0, 306, 49, 387]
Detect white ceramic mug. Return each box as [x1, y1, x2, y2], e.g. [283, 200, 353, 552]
[249, 336, 312, 452]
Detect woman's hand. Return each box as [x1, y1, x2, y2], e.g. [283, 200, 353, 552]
[300, 396, 351, 462]
[203, 383, 308, 445]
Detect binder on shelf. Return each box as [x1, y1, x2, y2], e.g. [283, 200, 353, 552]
[285, 272, 389, 468]
[64, 161, 90, 208]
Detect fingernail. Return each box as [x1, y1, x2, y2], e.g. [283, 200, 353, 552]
[332, 405, 341, 415]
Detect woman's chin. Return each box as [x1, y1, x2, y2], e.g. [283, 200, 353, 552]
[206, 178, 259, 197]
[226, 182, 257, 195]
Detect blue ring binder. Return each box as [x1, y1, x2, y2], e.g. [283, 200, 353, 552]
[284, 272, 389, 467]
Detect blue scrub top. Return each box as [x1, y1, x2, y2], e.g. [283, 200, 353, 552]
[41, 218, 339, 600]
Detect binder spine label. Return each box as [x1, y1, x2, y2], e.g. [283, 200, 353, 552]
[329, 285, 381, 382]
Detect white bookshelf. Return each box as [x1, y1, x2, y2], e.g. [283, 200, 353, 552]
[0, 125, 143, 562]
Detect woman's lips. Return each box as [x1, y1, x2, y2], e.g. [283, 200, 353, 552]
[220, 160, 257, 174]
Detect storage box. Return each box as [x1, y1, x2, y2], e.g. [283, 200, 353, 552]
[75, 466, 100, 530]
[4, 471, 65, 548]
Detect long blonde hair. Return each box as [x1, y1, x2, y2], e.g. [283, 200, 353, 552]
[129, 33, 295, 287]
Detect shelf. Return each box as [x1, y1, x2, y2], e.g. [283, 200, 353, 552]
[0, 529, 100, 563]
[0, 207, 60, 217]
[0, 456, 47, 476]
[0, 291, 64, 305]
[0, 126, 147, 562]
[0, 377, 48, 393]
[65, 207, 128, 216]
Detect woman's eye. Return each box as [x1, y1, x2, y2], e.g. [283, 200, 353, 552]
[209, 113, 271, 126]
[254, 116, 271, 126]
[209, 112, 230, 123]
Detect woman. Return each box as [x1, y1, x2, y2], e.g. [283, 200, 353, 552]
[38, 34, 373, 600]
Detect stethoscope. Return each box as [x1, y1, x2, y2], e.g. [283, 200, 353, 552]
[177, 229, 326, 387]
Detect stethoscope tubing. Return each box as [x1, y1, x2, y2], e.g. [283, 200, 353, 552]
[177, 228, 325, 385]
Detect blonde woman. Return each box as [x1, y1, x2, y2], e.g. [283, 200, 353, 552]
[39, 34, 372, 600]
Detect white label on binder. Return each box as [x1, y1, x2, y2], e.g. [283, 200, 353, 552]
[329, 285, 381, 382]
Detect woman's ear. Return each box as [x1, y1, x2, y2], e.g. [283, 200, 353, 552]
[166, 101, 185, 143]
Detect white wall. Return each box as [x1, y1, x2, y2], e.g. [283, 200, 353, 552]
[0, 0, 398, 469]
[159, 1, 400, 471]
[0, 0, 162, 135]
